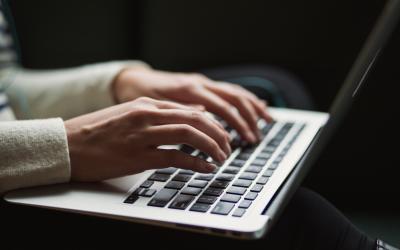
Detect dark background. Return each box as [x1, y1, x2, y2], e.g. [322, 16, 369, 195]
[3, 0, 400, 242]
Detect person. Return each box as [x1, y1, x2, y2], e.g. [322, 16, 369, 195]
[0, 2, 397, 250]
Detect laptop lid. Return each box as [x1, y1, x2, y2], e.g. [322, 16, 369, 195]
[264, 0, 400, 227]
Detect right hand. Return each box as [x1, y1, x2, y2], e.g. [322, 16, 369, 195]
[65, 97, 231, 182]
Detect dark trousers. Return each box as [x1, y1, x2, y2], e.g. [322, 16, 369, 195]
[0, 188, 376, 250]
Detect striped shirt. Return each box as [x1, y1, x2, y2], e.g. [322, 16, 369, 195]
[0, 0, 17, 120]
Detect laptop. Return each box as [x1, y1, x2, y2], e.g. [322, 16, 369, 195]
[5, 0, 400, 239]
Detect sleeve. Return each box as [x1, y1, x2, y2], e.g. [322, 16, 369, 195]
[4, 60, 150, 120]
[0, 118, 70, 194]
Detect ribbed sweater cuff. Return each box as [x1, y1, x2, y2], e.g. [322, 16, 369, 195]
[0, 118, 70, 194]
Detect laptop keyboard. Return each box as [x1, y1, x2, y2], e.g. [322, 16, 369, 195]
[124, 121, 305, 217]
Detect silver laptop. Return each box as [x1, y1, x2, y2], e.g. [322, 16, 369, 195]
[5, 0, 400, 239]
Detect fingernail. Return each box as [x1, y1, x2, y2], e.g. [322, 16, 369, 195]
[219, 150, 227, 161]
[205, 164, 216, 172]
[246, 132, 257, 143]
[226, 142, 232, 155]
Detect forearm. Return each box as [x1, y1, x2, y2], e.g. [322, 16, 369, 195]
[0, 118, 70, 194]
[5, 60, 149, 120]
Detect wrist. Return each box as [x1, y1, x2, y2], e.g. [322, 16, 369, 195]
[111, 66, 151, 104]
[64, 119, 85, 181]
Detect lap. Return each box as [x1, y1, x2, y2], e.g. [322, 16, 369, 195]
[0, 187, 376, 250]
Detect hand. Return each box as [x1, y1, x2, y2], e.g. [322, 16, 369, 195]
[65, 97, 231, 182]
[112, 68, 274, 143]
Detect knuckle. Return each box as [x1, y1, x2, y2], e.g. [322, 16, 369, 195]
[179, 82, 198, 92]
[135, 96, 153, 104]
[177, 124, 195, 137]
[234, 96, 247, 107]
[216, 102, 231, 112]
[128, 108, 156, 122]
[190, 110, 206, 123]
[190, 73, 207, 81]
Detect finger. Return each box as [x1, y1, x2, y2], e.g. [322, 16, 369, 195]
[148, 109, 231, 155]
[143, 124, 228, 163]
[150, 98, 200, 111]
[182, 89, 257, 143]
[205, 85, 261, 140]
[146, 149, 216, 173]
[231, 85, 274, 123]
[187, 104, 206, 111]
[204, 112, 231, 139]
[212, 83, 274, 123]
[248, 98, 274, 123]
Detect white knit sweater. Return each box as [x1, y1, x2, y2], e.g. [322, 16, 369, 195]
[0, 60, 147, 194]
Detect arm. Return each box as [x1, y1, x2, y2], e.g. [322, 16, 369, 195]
[1, 98, 231, 194]
[4, 60, 149, 120]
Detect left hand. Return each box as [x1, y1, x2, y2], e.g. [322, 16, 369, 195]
[112, 68, 274, 143]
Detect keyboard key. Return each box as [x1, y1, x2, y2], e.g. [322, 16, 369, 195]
[236, 152, 252, 160]
[181, 144, 195, 155]
[263, 169, 274, 177]
[274, 134, 285, 141]
[211, 168, 220, 175]
[227, 186, 247, 195]
[203, 187, 224, 196]
[257, 177, 269, 185]
[195, 174, 215, 181]
[233, 179, 252, 188]
[268, 162, 279, 170]
[221, 194, 241, 203]
[261, 123, 274, 135]
[238, 200, 252, 208]
[280, 149, 289, 155]
[210, 180, 230, 189]
[239, 172, 258, 180]
[252, 158, 268, 166]
[165, 181, 186, 190]
[197, 151, 210, 161]
[212, 202, 235, 215]
[188, 180, 208, 188]
[223, 167, 240, 174]
[190, 203, 211, 213]
[169, 194, 195, 210]
[230, 159, 246, 167]
[262, 146, 276, 153]
[268, 139, 280, 147]
[139, 188, 157, 197]
[257, 152, 272, 159]
[140, 180, 154, 188]
[216, 174, 235, 181]
[148, 188, 178, 207]
[245, 192, 258, 200]
[232, 208, 246, 217]
[155, 167, 177, 175]
[124, 195, 139, 204]
[197, 195, 218, 204]
[178, 170, 195, 175]
[131, 187, 144, 195]
[231, 136, 247, 150]
[148, 173, 170, 182]
[245, 166, 263, 173]
[241, 145, 257, 154]
[250, 184, 263, 192]
[274, 155, 284, 163]
[173, 174, 192, 182]
[181, 187, 202, 196]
